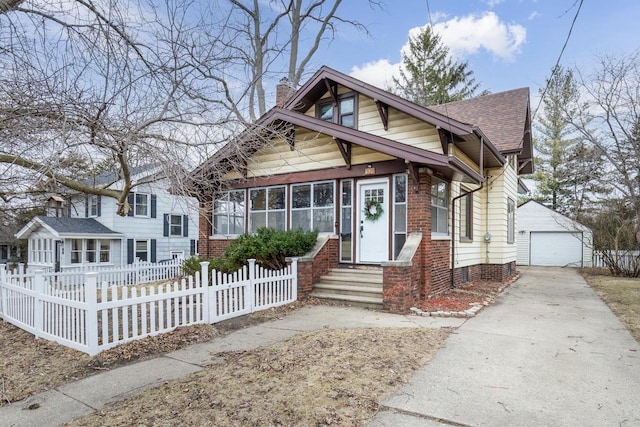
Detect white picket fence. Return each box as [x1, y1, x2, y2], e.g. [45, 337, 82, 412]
[592, 250, 640, 270]
[0, 259, 297, 356]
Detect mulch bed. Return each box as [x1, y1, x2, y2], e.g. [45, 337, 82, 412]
[418, 276, 518, 313]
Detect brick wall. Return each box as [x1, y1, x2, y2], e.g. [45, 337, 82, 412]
[406, 170, 431, 300]
[382, 239, 423, 313]
[430, 239, 452, 295]
[481, 261, 516, 282]
[198, 199, 213, 258]
[294, 237, 339, 299]
[452, 264, 483, 286]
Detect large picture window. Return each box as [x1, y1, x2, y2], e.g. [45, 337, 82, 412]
[213, 190, 245, 235]
[249, 186, 286, 233]
[431, 177, 449, 236]
[70, 239, 111, 264]
[291, 181, 335, 233]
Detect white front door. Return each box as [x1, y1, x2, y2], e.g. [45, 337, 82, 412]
[357, 179, 389, 263]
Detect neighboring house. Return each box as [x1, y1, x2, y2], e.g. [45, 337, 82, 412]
[0, 222, 20, 265]
[194, 66, 532, 310]
[16, 165, 199, 271]
[516, 200, 593, 267]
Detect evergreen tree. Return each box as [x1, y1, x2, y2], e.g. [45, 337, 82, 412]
[392, 26, 481, 106]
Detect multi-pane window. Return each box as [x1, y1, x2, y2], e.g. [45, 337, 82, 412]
[431, 177, 449, 236]
[70, 239, 110, 264]
[249, 186, 286, 233]
[507, 198, 515, 244]
[88, 195, 99, 217]
[291, 182, 335, 233]
[340, 180, 353, 262]
[393, 174, 408, 259]
[317, 94, 356, 128]
[460, 193, 473, 241]
[135, 240, 149, 262]
[134, 193, 149, 217]
[169, 215, 183, 236]
[213, 190, 245, 235]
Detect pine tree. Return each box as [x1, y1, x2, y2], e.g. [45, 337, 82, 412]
[392, 26, 481, 106]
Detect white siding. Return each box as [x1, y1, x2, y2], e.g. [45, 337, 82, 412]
[452, 182, 483, 268]
[483, 158, 518, 265]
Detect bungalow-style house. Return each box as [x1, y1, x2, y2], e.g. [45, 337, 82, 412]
[194, 66, 532, 312]
[16, 164, 199, 272]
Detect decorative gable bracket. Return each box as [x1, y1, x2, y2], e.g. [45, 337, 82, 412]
[333, 137, 352, 170]
[406, 161, 420, 191]
[375, 100, 389, 131]
[324, 78, 339, 106]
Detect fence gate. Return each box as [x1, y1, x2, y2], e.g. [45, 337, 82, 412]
[205, 259, 297, 324]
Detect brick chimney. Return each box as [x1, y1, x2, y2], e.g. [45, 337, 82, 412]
[276, 77, 295, 107]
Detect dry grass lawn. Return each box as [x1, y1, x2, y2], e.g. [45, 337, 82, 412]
[582, 270, 640, 342]
[66, 328, 450, 427]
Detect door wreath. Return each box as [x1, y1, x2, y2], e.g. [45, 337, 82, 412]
[363, 199, 383, 221]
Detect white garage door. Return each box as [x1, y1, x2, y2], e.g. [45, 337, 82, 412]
[530, 232, 583, 267]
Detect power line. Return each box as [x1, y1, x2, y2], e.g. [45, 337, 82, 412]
[532, 0, 584, 121]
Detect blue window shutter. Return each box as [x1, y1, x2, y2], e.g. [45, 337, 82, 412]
[84, 195, 88, 217]
[127, 193, 134, 217]
[127, 239, 134, 264]
[190, 239, 196, 255]
[151, 195, 157, 218]
[163, 214, 169, 237]
[150, 239, 157, 262]
[97, 195, 102, 217]
[183, 215, 189, 237]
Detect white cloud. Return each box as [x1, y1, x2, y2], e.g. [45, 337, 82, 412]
[432, 12, 526, 61]
[486, 0, 504, 7]
[349, 11, 526, 86]
[528, 11, 540, 20]
[349, 59, 400, 90]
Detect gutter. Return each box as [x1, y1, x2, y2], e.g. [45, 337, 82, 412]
[450, 135, 485, 288]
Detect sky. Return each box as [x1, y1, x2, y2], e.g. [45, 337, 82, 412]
[302, 0, 640, 106]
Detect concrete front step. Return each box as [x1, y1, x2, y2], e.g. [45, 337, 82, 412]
[311, 291, 383, 309]
[312, 267, 384, 308]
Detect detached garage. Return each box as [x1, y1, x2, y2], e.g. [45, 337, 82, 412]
[517, 200, 592, 267]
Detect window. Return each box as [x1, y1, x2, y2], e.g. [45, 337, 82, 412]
[340, 180, 353, 262]
[135, 240, 149, 262]
[86, 239, 97, 263]
[460, 193, 473, 241]
[431, 178, 449, 236]
[507, 198, 515, 244]
[317, 94, 357, 128]
[393, 174, 408, 259]
[134, 193, 149, 217]
[291, 181, 334, 233]
[249, 186, 286, 233]
[99, 240, 110, 263]
[88, 195, 99, 217]
[213, 190, 245, 235]
[169, 215, 183, 236]
[71, 239, 82, 264]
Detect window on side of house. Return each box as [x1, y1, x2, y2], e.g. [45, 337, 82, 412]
[213, 190, 245, 235]
[431, 177, 449, 236]
[134, 193, 149, 217]
[88, 195, 99, 217]
[460, 192, 473, 242]
[507, 198, 515, 244]
[291, 181, 335, 233]
[135, 240, 149, 262]
[249, 186, 286, 233]
[99, 240, 110, 263]
[71, 239, 82, 264]
[393, 174, 408, 259]
[169, 215, 183, 236]
[316, 93, 357, 128]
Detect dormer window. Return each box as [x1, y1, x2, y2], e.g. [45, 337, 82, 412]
[317, 93, 356, 128]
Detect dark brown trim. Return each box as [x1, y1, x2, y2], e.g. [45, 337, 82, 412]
[437, 128, 450, 155]
[334, 137, 352, 169]
[228, 159, 407, 189]
[324, 78, 338, 105]
[375, 100, 389, 131]
[406, 161, 420, 189]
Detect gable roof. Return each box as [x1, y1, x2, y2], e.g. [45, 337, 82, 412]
[16, 216, 122, 239]
[429, 88, 534, 173]
[83, 163, 162, 188]
[517, 200, 590, 232]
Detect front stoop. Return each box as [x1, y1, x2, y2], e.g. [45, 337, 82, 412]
[311, 267, 383, 309]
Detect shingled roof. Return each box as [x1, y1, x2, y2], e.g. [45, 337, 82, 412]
[428, 88, 531, 154]
[16, 216, 122, 239]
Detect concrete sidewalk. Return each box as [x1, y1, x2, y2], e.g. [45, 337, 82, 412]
[1, 305, 463, 427]
[370, 267, 640, 426]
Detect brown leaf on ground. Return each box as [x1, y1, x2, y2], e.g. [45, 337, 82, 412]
[66, 328, 451, 427]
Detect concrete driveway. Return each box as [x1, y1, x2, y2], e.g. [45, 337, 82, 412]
[370, 266, 640, 426]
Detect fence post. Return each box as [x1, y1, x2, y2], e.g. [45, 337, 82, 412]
[248, 259, 256, 312]
[0, 264, 6, 317]
[85, 272, 99, 356]
[34, 270, 45, 339]
[200, 261, 210, 323]
[291, 258, 298, 301]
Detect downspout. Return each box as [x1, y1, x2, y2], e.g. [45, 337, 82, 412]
[451, 135, 484, 287]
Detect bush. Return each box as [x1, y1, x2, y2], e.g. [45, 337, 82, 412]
[182, 228, 318, 276]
